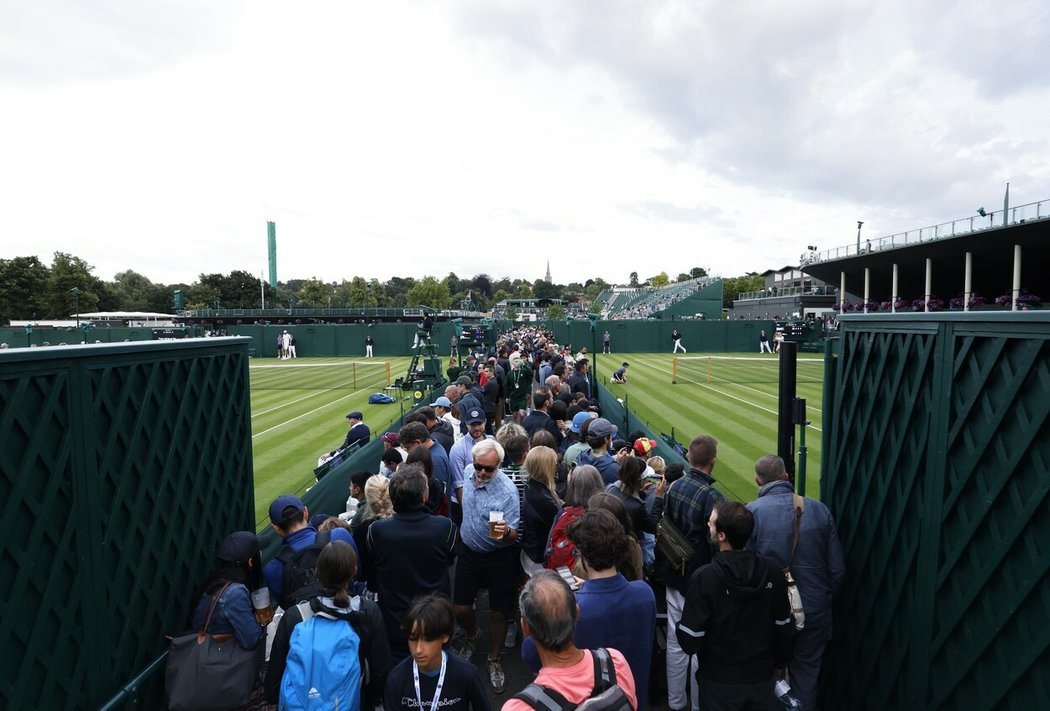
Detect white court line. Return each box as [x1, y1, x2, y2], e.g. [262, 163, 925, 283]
[252, 374, 388, 418]
[650, 360, 824, 433]
[250, 361, 376, 369]
[676, 371, 825, 416]
[250, 377, 390, 440]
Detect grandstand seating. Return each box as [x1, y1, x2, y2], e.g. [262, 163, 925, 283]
[601, 277, 720, 319]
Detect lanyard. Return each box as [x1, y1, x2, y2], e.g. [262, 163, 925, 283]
[413, 650, 447, 711]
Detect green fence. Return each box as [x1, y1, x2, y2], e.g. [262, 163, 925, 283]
[822, 313, 1050, 710]
[1, 320, 783, 358]
[0, 338, 255, 710]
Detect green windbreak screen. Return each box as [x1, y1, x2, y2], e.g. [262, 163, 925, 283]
[0, 338, 254, 710]
[822, 314, 1050, 710]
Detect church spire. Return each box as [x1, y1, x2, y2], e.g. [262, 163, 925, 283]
[545, 261, 552, 283]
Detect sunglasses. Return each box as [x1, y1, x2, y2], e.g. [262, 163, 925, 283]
[474, 463, 498, 473]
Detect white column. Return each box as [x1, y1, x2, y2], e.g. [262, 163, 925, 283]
[925, 258, 932, 313]
[840, 271, 846, 314]
[1013, 244, 1022, 311]
[892, 264, 899, 313]
[864, 268, 871, 313]
[964, 252, 972, 312]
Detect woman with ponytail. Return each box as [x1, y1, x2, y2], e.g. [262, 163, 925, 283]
[265, 540, 392, 707]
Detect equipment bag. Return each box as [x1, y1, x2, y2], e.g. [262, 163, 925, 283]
[512, 647, 634, 710]
[368, 393, 396, 404]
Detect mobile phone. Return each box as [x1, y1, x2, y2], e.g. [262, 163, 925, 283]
[556, 565, 579, 591]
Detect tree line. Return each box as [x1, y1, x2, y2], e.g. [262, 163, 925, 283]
[0, 254, 745, 324]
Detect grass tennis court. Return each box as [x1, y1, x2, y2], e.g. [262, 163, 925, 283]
[596, 353, 823, 504]
[249, 352, 825, 524]
[250, 357, 414, 527]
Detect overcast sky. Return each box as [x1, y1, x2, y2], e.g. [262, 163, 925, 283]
[3, 0, 1048, 287]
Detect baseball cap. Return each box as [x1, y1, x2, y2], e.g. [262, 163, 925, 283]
[455, 375, 473, 386]
[217, 531, 262, 565]
[268, 494, 305, 525]
[588, 418, 616, 439]
[633, 437, 658, 455]
[570, 411, 597, 433]
[463, 408, 486, 425]
[380, 432, 400, 445]
[346, 411, 363, 420]
[430, 396, 453, 408]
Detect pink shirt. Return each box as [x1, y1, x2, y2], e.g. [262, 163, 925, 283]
[501, 648, 637, 710]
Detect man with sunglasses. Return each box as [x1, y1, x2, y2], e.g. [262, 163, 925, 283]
[452, 438, 520, 695]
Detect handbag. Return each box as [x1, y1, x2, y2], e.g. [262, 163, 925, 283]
[166, 582, 260, 711]
[656, 514, 696, 576]
[784, 494, 806, 631]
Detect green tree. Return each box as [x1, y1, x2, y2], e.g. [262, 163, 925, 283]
[546, 302, 566, 320]
[628, 271, 639, 287]
[368, 279, 388, 307]
[298, 278, 334, 308]
[690, 266, 708, 279]
[472, 274, 493, 297]
[676, 272, 692, 282]
[505, 305, 519, 321]
[112, 270, 163, 311]
[347, 277, 370, 307]
[224, 270, 263, 308]
[47, 252, 102, 318]
[533, 279, 560, 300]
[0, 256, 50, 322]
[186, 283, 221, 310]
[385, 276, 416, 307]
[513, 281, 532, 299]
[584, 278, 610, 299]
[721, 273, 764, 309]
[407, 276, 450, 309]
[443, 272, 463, 297]
[650, 272, 670, 287]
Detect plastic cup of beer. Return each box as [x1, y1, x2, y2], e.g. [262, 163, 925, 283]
[251, 587, 274, 626]
[488, 511, 505, 539]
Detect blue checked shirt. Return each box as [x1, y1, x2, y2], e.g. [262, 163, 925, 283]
[460, 468, 521, 553]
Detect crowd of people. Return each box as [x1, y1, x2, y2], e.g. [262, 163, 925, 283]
[182, 326, 844, 710]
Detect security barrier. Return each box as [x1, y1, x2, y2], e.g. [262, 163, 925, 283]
[822, 313, 1050, 709]
[0, 338, 254, 710]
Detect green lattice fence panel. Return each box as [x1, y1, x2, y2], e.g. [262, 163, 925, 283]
[823, 314, 1050, 711]
[0, 339, 254, 709]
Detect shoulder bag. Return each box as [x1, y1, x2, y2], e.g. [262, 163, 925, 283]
[166, 582, 260, 711]
[784, 494, 806, 631]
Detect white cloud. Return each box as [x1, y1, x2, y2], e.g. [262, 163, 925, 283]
[2, 0, 1048, 288]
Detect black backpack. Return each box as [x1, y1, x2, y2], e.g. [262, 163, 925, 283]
[276, 531, 332, 609]
[512, 648, 634, 710]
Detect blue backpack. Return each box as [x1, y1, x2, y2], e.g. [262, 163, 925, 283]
[279, 602, 362, 711]
[368, 393, 396, 404]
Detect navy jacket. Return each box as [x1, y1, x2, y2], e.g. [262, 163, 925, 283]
[746, 480, 845, 614]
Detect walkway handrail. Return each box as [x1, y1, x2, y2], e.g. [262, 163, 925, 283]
[96, 651, 168, 711]
[806, 199, 1050, 265]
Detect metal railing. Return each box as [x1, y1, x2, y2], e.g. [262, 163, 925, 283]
[806, 199, 1050, 264]
[736, 285, 837, 301]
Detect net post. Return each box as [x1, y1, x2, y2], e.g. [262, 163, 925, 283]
[672, 357, 678, 384]
[385, 361, 391, 386]
[707, 356, 712, 383]
[353, 361, 357, 389]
